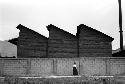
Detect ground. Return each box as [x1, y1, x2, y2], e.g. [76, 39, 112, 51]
[0, 76, 125, 84]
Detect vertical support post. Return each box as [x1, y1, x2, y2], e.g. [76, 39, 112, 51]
[53, 58, 57, 75]
[46, 40, 48, 58]
[79, 58, 83, 76]
[26, 58, 31, 76]
[77, 26, 80, 58]
[118, 0, 123, 51]
[77, 38, 79, 57]
[79, 58, 80, 75]
[105, 58, 110, 76]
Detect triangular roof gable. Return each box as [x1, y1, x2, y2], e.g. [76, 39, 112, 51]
[47, 24, 77, 40]
[8, 38, 18, 45]
[16, 24, 48, 40]
[77, 24, 114, 42]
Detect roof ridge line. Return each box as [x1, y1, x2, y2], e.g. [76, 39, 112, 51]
[77, 24, 114, 41]
[46, 24, 77, 38]
[17, 24, 48, 39]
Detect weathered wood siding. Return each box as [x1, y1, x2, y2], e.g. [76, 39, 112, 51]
[47, 25, 77, 58]
[17, 25, 48, 58]
[78, 25, 112, 57]
[16, 24, 113, 58]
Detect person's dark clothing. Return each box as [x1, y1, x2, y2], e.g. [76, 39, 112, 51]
[73, 67, 78, 75]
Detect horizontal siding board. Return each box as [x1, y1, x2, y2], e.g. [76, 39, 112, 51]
[18, 27, 48, 58]
[49, 53, 77, 58]
[79, 53, 111, 57]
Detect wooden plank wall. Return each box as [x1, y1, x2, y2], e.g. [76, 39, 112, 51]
[18, 28, 48, 58]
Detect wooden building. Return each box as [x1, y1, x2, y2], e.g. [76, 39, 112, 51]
[16, 24, 48, 58]
[47, 24, 77, 58]
[16, 24, 114, 58]
[77, 24, 114, 57]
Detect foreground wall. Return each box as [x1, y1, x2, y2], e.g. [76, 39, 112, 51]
[109, 58, 125, 75]
[0, 57, 125, 77]
[80, 57, 106, 76]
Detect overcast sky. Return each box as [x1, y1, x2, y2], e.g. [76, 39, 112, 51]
[0, 0, 125, 50]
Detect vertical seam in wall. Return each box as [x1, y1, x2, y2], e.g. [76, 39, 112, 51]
[77, 36, 79, 57]
[46, 39, 48, 58]
[105, 58, 107, 75]
[17, 35, 20, 58]
[0, 59, 4, 76]
[55, 58, 57, 75]
[105, 58, 110, 76]
[53, 58, 54, 75]
[51, 59, 53, 75]
[26, 58, 31, 76]
[79, 58, 80, 75]
[108, 58, 110, 75]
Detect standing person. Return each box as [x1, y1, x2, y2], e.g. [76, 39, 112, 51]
[102, 79, 107, 84]
[73, 62, 78, 75]
[100, 79, 107, 84]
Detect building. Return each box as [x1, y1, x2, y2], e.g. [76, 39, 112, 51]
[47, 24, 77, 58]
[16, 24, 48, 58]
[16, 24, 114, 58]
[1, 24, 125, 78]
[77, 24, 114, 57]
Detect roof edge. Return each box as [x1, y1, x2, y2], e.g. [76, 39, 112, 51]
[16, 24, 48, 39]
[46, 24, 77, 38]
[46, 24, 58, 31]
[77, 24, 114, 42]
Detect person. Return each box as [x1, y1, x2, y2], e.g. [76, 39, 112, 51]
[73, 62, 78, 75]
[102, 79, 107, 84]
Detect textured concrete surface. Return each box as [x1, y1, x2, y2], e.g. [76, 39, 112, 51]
[0, 57, 125, 77]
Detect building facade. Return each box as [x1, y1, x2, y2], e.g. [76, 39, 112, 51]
[77, 24, 113, 57]
[16, 24, 114, 58]
[17, 24, 48, 58]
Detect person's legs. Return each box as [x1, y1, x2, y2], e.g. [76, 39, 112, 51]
[73, 67, 78, 75]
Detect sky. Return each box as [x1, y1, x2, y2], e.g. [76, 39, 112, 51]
[0, 0, 125, 50]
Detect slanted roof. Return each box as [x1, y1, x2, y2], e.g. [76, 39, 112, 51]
[77, 24, 114, 42]
[8, 38, 18, 45]
[46, 24, 77, 39]
[16, 24, 48, 40]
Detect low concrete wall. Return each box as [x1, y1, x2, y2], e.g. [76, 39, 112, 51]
[0, 57, 125, 77]
[109, 58, 125, 75]
[30, 58, 53, 77]
[0, 59, 27, 76]
[56, 58, 80, 76]
[80, 57, 106, 76]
